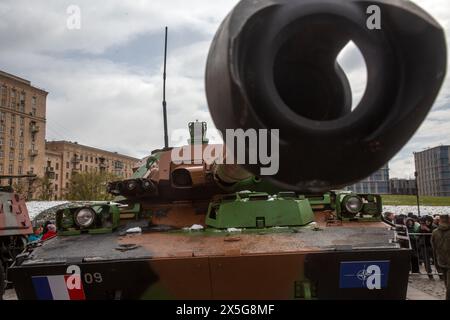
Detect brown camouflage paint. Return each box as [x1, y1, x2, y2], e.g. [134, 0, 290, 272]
[0, 192, 32, 237]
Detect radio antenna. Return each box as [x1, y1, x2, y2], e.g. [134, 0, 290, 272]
[162, 26, 169, 148]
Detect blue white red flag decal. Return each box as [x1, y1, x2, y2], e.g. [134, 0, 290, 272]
[32, 275, 86, 300]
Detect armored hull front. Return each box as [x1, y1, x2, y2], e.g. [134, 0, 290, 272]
[10, 210, 409, 300]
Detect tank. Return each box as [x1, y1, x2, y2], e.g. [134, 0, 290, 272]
[0, 178, 33, 299]
[9, 0, 447, 300]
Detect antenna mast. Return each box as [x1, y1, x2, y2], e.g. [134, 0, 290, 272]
[162, 26, 169, 148]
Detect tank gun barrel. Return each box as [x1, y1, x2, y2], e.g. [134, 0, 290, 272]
[205, 0, 447, 192]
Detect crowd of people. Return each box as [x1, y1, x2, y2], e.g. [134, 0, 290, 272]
[384, 212, 450, 300]
[384, 211, 441, 231]
[28, 221, 57, 243]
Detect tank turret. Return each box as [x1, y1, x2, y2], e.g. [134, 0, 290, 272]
[107, 121, 275, 202]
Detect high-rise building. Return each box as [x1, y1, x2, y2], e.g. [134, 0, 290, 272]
[389, 178, 417, 195]
[347, 164, 390, 194]
[0, 70, 47, 183]
[45, 141, 140, 199]
[414, 146, 450, 197]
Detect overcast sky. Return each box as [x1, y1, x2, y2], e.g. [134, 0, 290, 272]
[0, 0, 449, 179]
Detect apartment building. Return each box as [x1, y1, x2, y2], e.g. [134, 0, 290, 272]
[45, 141, 140, 199]
[0, 70, 47, 183]
[0, 70, 140, 199]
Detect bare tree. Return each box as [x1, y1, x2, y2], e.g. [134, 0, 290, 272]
[13, 177, 39, 201]
[65, 172, 118, 201]
[35, 176, 54, 201]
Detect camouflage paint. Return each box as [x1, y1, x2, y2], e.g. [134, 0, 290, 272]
[0, 191, 32, 237]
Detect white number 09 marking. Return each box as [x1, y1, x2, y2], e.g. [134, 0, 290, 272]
[84, 272, 103, 284]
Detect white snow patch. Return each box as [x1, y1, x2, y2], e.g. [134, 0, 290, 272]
[309, 222, 318, 228]
[26, 201, 70, 220]
[126, 227, 142, 234]
[83, 257, 106, 262]
[227, 228, 242, 232]
[383, 206, 450, 216]
[183, 224, 204, 231]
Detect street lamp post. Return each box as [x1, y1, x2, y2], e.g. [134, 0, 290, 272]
[414, 171, 421, 216]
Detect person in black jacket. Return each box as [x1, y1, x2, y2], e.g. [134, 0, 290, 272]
[419, 216, 437, 278]
[432, 215, 450, 300]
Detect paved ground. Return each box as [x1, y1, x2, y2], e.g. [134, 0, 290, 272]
[408, 273, 446, 300]
[3, 289, 17, 300]
[4, 275, 446, 300]
[407, 286, 438, 300]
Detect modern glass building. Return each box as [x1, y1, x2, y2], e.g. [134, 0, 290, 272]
[389, 178, 417, 195]
[347, 164, 390, 194]
[414, 146, 450, 197]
